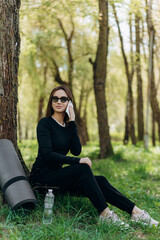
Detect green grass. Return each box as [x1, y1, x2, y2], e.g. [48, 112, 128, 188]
[0, 140, 160, 239]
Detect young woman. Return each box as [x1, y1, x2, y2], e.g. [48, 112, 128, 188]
[30, 85, 159, 227]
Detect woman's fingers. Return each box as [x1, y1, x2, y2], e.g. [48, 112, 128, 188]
[79, 157, 92, 167]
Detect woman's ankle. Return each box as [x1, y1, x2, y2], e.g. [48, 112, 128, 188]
[100, 207, 111, 218]
[132, 206, 142, 215]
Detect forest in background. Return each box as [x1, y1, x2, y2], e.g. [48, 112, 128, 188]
[17, 0, 160, 150]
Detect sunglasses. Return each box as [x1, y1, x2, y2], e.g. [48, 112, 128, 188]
[52, 96, 70, 103]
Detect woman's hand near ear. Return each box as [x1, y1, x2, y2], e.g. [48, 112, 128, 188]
[69, 105, 75, 121]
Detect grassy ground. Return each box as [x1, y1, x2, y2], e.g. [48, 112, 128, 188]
[0, 140, 160, 240]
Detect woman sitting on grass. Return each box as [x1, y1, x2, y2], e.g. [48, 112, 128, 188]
[30, 85, 159, 227]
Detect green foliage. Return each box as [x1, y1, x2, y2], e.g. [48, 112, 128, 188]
[1, 140, 159, 239]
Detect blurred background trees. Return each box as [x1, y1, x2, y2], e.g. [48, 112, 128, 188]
[17, 0, 160, 156]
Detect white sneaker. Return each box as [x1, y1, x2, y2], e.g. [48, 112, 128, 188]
[100, 211, 129, 228]
[131, 210, 159, 226]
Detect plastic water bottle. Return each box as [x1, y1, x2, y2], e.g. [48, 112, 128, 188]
[43, 189, 54, 224]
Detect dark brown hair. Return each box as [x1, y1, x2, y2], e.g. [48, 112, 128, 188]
[46, 85, 73, 122]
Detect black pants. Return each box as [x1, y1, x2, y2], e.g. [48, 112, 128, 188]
[32, 164, 135, 214]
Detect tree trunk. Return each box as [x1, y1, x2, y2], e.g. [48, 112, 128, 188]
[135, 13, 144, 141]
[123, 94, 130, 145]
[18, 107, 22, 142]
[37, 96, 44, 123]
[144, 0, 160, 149]
[128, 86, 136, 145]
[73, 92, 89, 146]
[91, 0, 113, 158]
[58, 18, 74, 90]
[150, 59, 160, 138]
[76, 117, 88, 146]
[76, 89, 90, 145]
[37, 65, 48, 122]
[0, 0, 30, 177]
[152, 111, 155, 146]
[158, 124, 160, 143]
[25, 123, 29, 140]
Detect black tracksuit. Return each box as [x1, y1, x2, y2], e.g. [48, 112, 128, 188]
[30, 117, 135, 214]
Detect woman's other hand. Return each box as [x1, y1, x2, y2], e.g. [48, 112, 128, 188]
[79, 157, 92, 168]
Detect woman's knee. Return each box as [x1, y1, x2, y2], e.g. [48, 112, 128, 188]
[95, 175, 110, 186]
[79, 163, 92, 171]
[76, 163, 93, 176]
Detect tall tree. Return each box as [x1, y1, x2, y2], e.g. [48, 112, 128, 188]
[90, 0, 113, 158]
[144, 0, 160, 148]
[112, 3, 136, 145]
[135, 7, 144, 141]
[0, 0, 29, 176]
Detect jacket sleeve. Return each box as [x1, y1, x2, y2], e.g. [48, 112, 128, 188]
[37, 118, 80, 165]
[68, 121, 82, 156]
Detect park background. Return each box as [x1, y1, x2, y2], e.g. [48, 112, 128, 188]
[0, 0, 160, 239]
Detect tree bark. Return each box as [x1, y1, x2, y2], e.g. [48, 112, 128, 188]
[76, 116, 89, 145]
[0, 0, 30, 176]
[25, 123, 29, 140]
[135, 13, 144, 141]
[158, 123, 160, 143]
[152, 111, 155, 146]
[123, 94, 130, 145]
[91, 0, 113, 158]
[18, 107, 22, 142]
[37, 96, 44, 123]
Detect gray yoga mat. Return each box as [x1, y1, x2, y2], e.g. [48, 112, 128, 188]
[0, 139, 37, 210]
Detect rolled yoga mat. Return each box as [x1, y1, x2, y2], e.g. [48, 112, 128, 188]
[0, 139, 37, 210]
